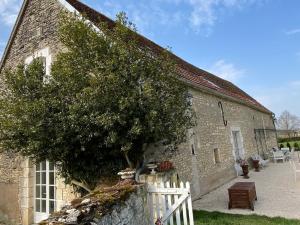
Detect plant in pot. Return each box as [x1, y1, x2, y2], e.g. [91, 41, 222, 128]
[239, 159, 249, 179]
[252, 155, 260, 172]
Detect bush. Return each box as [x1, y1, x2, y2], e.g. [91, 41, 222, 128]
[0, 13, 195, 191]
[278, 137, 300, 143]
[279, 143, 284, 149]
[294, 142, 300, 150]
[287, 142, 291, 149]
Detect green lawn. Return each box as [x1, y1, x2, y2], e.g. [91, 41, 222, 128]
[194, 211, 300, 225]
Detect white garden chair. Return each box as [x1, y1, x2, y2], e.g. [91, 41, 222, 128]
[272, 151, 285, 163]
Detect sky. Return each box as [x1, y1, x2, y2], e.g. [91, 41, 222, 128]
[0, 0, 300, 118]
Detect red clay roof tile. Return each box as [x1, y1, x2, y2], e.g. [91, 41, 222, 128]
[65, 0, 272, 114]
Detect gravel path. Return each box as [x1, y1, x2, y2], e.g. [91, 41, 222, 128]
[193, 162, 300, 219]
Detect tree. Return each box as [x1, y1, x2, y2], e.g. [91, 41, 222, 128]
[0, 13, 195, 191]
[287, 142, 291, 150]
[277, 110, 300, 137]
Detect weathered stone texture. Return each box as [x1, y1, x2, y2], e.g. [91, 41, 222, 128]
[0, 0, 73, 224]
[95, 188, 149, 225]
[2, 0, 64, 71]
[148, 88, 277, 198]
[0, 0, 278, 223]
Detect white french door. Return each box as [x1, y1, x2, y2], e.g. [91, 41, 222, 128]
[34, 161, 56, 223]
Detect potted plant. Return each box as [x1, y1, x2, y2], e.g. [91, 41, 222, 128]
[157, 161, 174, 172]
[239, 159, 249, 179]
[252, 155, 260, 172]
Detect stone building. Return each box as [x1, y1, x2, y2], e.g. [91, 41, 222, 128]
[0, 0, 278, 224]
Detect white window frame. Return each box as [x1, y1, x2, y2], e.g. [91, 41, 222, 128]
[24, 47, 52, 83]
[34, 160, 56, 223]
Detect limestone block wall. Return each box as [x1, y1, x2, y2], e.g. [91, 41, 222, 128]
[0, 0, 73, 224]
[147, 87, 277, 198]
[1, 0, 64, 72]
[94, 188, 150, 225]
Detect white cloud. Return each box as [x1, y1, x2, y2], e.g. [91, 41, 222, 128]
[250, 81, 300, 117]
[91, 0, 265, 36]
[207, 59, 245, 83]
[285, 29, 300, 35]
[290, 80, 300, 87]
[187, 0, 264, 32]
[0, 0, 22, 26]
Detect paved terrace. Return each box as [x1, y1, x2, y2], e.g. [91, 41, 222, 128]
[193, 161, 300, 219]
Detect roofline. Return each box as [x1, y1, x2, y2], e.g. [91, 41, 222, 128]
[184, 78, 274, 115]
[0, 0, 274, 116]
[0, 0, 78, 73]
[0, 0, 30, 72]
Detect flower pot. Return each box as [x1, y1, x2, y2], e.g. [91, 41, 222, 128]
[147, 164, 158, 175]
[253, 160, 260, 172]
[241, 165, 249, 179]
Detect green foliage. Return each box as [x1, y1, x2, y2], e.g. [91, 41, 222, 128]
[287, 142, 291, 149]
[278, 137, 300, 143]
[194, 211, 300, 225]
[279, 143, 284, 149]
[294, 142, 300, 150]
[0, 13, 195, 190]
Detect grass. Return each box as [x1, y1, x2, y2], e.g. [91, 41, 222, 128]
[194, 211, 300, 225]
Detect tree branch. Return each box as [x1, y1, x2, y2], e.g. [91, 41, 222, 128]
[71, 180, 92, 193]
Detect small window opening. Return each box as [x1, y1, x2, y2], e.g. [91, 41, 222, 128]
[191, 144, 195, 155]
[214, 148, 221, 164]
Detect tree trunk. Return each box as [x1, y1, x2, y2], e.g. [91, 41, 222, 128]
[71, 180, 92, 193]
[124, 151, 134, 169]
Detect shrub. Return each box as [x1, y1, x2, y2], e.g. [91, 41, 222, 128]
[279, 143, 284, 149]
[294, 142, 300, 150]
[0, 13, 195, 191]
[287, 142, 291, 149]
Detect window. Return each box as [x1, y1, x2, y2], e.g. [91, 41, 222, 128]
[213, 148, 221, 164]
[35, 161, 56, 223]
[191, 144, 195, 155]
[24, 47, 52, 83]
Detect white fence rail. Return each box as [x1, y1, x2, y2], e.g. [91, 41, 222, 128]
[147, 182, 194, 225]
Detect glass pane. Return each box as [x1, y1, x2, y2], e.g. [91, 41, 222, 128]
[42, 172, 46, 184]
[35, 163, 40, 171]
[42, 186, 46, 198]
[35, 173, 40, 184]
[49, 201, 55, 213]
[41, 161, 46, 170]
[35, 200, 40, 212]
[49, 186, 55, 200]
[49, 162, 54, 171]
[49, 172, 54, 185]
[42, 200, 46, 213]
[36, 185, 40, 198]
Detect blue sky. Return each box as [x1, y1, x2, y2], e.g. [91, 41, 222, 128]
[0, 0, 300, 117]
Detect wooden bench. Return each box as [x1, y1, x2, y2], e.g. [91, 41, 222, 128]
[228, 182, 257, 211]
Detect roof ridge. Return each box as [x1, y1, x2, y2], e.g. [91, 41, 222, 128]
[65, 0, 272, 114]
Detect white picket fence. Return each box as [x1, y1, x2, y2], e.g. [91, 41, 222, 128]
[147, 182, 194, 225]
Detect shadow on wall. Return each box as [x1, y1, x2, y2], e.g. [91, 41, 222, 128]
[0, 184, 20, 225]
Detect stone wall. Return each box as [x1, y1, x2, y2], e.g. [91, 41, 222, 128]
[94, 188, 149, 225]
[147, 87, 277, 198]
[0, 0, 74, 224]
